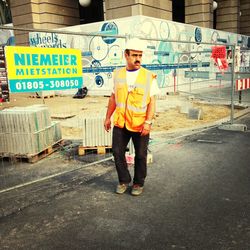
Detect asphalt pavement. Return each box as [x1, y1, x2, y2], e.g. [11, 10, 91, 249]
[0, 112, 250, 250]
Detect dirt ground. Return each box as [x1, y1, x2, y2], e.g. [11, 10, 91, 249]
[0, 93, 234, 139]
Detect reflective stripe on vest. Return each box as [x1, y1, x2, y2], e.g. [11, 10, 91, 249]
[116, 102, 147, 113]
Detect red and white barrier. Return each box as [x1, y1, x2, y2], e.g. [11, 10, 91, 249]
[236, 78, 250, 91]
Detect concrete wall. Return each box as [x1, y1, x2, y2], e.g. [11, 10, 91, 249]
[9, 0, 80, 45]
[35, 15, 248, 96]
[105, 0, 172, 21]
[185, 0, 213, 28]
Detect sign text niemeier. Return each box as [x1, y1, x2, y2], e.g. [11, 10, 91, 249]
[5, 46, 83, 92]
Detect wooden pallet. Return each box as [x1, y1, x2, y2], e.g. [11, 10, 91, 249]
[29, 94, 55, 99]
[1, 140, 64, 163]
[78, 145, 112, 156]
[51, 114, 76, 120]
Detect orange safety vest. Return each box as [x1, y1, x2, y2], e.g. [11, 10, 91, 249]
[113, 67, 154, 132]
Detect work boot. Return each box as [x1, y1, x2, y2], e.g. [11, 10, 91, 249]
[115, 184, 128, 194]
[131, 184, 144, 196]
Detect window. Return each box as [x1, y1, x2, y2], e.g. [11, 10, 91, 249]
[172, 0, 185, 23]
[79, 0, 104, 24]
[0, 0, 12, 25]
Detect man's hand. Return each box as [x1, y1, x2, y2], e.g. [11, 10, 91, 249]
[104, 118, 111, 132]
[141, 95, 155, 136]
[104, 93, 116, 132]
[141, 123, 151, 136]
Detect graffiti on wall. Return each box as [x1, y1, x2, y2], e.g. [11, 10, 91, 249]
[29, 15, 250, 95]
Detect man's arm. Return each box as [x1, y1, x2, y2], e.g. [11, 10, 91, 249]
[104, 93, 116, 132]
[141, 95, 156, 136]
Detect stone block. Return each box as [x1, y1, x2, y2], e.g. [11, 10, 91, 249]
[190, 21, 212, 28]
[219, 124, 247, 132]
[125, 153, 153, 165]
[186, 12, 212, 23]
[39, 4, 79, 16]
[106, 6, 132, 19]
[140, 0, 172, 10]
[13, 13, 34, 25]
[216, 21, 238, 29]
[179, 102, 193, 114]
[217, 14, 238, 23]
[11, 4, 32, 16]
[44, 0, 78, 8]
[106, 0, 136, 9]
[217, 7, 239, 15]
[218, 0, 239, 8]
[9, 0, 39, 7]
[239, 28, 250, 36]
[140, 6, 172, 20]
[185, 0, 211, 6]
[188, 107, 204, 120]
[14, 33, 30, 46]
[106, 0, 171, 10]
[186, 4, 211, 15]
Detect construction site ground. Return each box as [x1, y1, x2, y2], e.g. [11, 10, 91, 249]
[0, 89, 250, 249]
[1, 90, 248, 139]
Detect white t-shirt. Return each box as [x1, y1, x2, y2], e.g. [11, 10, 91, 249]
[113, 68, 160, 96]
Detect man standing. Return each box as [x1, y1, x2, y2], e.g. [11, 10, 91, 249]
[104, 38, 159, 196]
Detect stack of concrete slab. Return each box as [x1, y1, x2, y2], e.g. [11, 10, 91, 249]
[0, 105, 62, 155]
[82, 116, 112, 147]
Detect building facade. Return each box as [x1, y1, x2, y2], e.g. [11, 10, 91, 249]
[2, 0, 250, 45]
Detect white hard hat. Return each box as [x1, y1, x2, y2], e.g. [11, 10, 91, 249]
[125, 38, 146, 52]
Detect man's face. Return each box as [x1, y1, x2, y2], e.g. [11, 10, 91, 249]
[125, 49, 143, 70]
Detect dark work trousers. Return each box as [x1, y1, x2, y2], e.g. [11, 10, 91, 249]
[112, 126, 149, 187]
